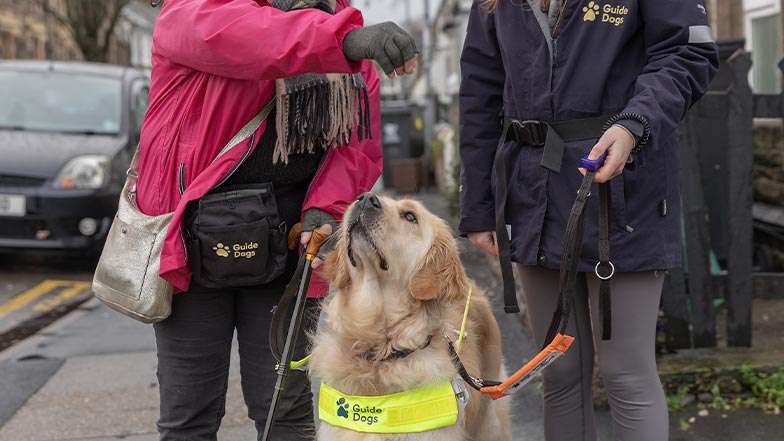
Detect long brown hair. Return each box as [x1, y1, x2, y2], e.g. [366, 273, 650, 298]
[482, 0, 551, 13]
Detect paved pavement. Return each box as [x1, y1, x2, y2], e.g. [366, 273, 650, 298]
[0, 191, 782, 440]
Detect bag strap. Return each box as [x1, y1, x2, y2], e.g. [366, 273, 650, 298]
[212, 99, 275, 164]
[126, 98, 276, 188]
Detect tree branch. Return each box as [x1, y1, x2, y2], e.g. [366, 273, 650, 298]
[101, 0, 131, 56]
[38, 0, 74, 35]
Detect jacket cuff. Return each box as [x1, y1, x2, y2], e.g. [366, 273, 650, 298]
[615, 119, 644, 141]
[458, 208, 496, 237]
[335, 8, 364, 73]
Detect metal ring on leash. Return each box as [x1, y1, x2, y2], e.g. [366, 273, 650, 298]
[594, 261, 615, 281]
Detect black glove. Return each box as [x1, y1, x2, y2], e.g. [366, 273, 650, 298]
[302, 208, 338, 260]
[302, 208, 338, 233]
[342, 22, 418, 76]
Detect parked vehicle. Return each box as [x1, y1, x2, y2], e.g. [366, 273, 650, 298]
[0, 61, 149, 254]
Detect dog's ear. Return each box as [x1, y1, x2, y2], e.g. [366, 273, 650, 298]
[410, 227, 468, 302]
[323, 231, 351, 290]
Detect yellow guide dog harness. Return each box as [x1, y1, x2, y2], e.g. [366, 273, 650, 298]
[316, 287, 476, 434]
[318, 381, 460, 434]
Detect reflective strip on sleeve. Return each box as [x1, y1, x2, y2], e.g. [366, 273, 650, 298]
[689, 25, 715, 44]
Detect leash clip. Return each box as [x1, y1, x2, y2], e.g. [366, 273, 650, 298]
[595, 261, 615, 281]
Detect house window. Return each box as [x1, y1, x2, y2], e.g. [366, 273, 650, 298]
[751, 13, 782, 94]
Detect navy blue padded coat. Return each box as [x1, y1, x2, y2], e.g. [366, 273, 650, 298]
[459, 0, 719, 272]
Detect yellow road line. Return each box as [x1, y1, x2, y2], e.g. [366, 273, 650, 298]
[32, 282, 91, 313]
[0, 280, 91, 318]
[0, 280, 61, 318]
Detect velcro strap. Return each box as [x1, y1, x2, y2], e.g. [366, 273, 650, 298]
[494, 123, 520, 314]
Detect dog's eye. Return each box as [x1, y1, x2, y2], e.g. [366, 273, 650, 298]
[402, 211, 418, 224]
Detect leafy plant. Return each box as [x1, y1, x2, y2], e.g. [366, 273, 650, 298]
[740, 366, 784, 412]
[708, 384, 731, 411]
[667, 386, 690, 413]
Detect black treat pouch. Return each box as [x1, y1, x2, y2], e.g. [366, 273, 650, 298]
[184, 183, 288, 288]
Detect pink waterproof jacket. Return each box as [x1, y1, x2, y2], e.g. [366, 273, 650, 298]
[136, 0, 382, 296]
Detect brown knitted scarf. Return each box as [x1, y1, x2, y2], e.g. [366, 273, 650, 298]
[270, 0, 371, 163]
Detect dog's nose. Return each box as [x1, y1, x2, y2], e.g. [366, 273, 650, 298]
[356, 192, 381, 210]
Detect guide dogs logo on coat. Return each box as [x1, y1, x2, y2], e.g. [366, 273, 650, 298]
[583, 2, 629, 27]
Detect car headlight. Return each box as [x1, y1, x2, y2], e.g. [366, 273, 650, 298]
[54, 155, 110, 189]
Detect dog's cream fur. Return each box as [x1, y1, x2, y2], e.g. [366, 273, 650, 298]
[310, 195, 512, 441]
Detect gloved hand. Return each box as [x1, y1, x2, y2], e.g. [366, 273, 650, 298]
[302, 208, 338, 234]
[301, 208, 338, 269]
[343, 22, 418, 78]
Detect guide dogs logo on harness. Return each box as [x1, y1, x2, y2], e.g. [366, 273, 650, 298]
[583, 2, 629, 27]
[212, 242, 260, 259]
[335, 397, 383, 426]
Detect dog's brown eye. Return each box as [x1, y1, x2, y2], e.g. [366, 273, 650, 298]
[403, 211, 418, 224]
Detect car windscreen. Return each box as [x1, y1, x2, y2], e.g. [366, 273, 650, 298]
[0, 71, 122, 135]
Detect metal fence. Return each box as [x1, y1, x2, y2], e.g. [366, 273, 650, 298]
[662, 40, 784, 350]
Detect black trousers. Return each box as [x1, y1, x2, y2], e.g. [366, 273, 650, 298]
[153, 182, 317, 441]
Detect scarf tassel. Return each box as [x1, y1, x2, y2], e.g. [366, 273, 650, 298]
[274, 74, 370, 164]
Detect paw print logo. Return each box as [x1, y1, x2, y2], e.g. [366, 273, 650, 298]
[336, 398, 350, 419]
[213, 243, 231, 258]
[583, 1, 600, 21]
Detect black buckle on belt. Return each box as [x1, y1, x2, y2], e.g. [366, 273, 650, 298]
[509, 120, 547, 147]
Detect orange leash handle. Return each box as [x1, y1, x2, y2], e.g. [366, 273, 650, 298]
[480, 333, 575, 400]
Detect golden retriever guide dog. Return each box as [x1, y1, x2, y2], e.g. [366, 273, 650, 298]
[310, 193, 511, 441]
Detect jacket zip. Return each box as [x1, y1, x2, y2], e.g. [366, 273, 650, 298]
[304, 148, 332, 205]
[178, 163, 189, 262]
[550, 38, 558, 115]
[550, 0, 569, 118]
[178, 163, 187, 196]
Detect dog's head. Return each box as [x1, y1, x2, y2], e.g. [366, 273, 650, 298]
[324, 193, 467, 302]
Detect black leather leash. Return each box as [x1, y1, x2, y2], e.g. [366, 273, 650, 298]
[541, 156, 614, 347]
[269, 253, 307, 363]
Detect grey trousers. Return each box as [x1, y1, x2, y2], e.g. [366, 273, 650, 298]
[516, 265, 668, 441]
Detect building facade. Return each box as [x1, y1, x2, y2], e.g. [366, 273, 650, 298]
[0, 0, 81, 61]
[0, 0, 156, 68]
